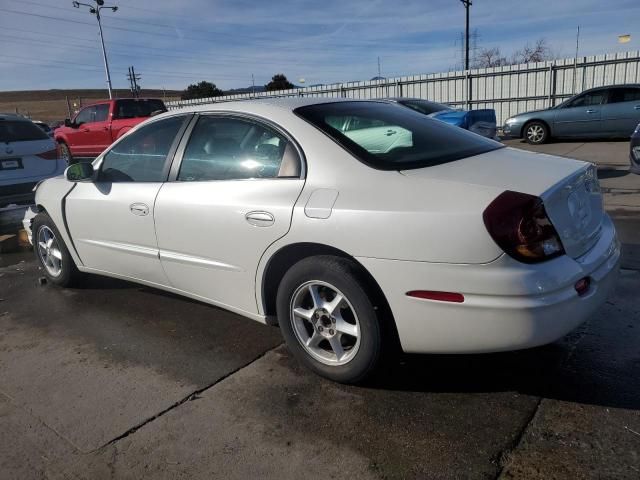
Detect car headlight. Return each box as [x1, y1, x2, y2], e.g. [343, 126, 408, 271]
[505, 118, 518, 125]
[633, 146, 640, 161]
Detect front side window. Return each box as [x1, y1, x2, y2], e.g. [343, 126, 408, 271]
[177, 116, 299, 181]
[94, 104, 110, 122]
[295, 101, 502, 170]
[99, 116, 185, 182]
[74, 107, 93, 125]
[567, 91, 605, 108]
[608, 87, 640, 104]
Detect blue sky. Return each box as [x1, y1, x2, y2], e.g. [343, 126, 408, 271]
[0, 0, 639, 92]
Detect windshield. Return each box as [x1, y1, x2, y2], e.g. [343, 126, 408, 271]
[295, 101, 503, 170]
[397, 99, 453, 115]
[114, 99, 167, 119]
[0, 120, 49, 143]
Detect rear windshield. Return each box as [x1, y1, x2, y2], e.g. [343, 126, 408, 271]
[295, 101, 503, 170]
[397, 99, 453, 115]
[114, 99, 167, 119]
[0, 120, 49, 142]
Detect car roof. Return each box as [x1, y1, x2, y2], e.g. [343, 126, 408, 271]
[169, 97, 384, 115]
[0, 113, 32, 122]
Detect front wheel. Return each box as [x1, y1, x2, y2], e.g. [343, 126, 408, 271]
[524, 121, 549, 145]
[33, 213, 81, 287]
[58, 142, 74, 165]
[276, 256, 382, 384]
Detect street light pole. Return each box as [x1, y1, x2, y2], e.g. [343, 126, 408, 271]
[460, 0, 472, 70]
[72, 1, 118, 99]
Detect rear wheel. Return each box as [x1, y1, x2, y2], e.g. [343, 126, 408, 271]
[524, 121, 549, 145]
[276, 256, 382, 383]
[33, 213, 80, 287]
[58, 142, 73, 165]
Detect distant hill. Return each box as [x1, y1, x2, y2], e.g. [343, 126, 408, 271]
[0, 88, 181, 123]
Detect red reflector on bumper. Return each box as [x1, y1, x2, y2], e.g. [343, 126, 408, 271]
[406, 290, 465, 303]
[575, 277, 590, 296]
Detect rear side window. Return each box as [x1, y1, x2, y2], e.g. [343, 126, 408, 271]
[608, 88, 640, 104]
[99, 116, 185, 182]
[178, 116, 299, 181]
[114, 99, 167, 119]
[295, 101, 502, 170]
[0, 120, 49, 142]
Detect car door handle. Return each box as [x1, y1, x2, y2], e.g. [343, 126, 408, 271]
[586, 109, 597, 114]
[245, 211, 274, 227]
[634, 105, 640, 110]
[130, 203, 149, 216]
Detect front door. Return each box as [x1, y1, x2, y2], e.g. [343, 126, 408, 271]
[154, 114, 305, 315]
[553, 89, 606, 137]
[81, 103, 113, 156]
[65, 114, 189, 286]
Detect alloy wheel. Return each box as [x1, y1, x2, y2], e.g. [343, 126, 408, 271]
[526, 124, 545, 143]
[290, 280, 361, 366]
[37, 225, 63, 277]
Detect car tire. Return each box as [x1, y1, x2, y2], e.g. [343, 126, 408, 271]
[524, 121, 549, 145]
[58, 142, 74, 165]
[276, 255, 382, 384]
[32, 212, 81, 287]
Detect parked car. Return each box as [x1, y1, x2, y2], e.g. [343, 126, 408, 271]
[385, 97, 497, 138]
[503, 84, 640, 144]
[631, 122, 640, 174]
[32, 120, 54, 138]
[54, 98, 167, 163]
[0, 114, 65, 208]
[32, 99, 620, 383]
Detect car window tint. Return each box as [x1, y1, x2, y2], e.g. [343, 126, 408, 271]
[397, 99, 452, 115]
[0, 120, 49, 142]
[115, 99, 167, 119]
[295, 101, 502, 170]
[93, 104, 110, 122]
[178, 116, 296, 181]
[74, 107, 93, 125]
[608, 88, 640, 104]
[99, 116, 185, 182]
[568, 91, 605, 108]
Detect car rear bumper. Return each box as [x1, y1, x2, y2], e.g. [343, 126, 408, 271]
[358, 215, 620, 354]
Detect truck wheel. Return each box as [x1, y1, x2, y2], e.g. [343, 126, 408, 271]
[59, 142, 74, 165]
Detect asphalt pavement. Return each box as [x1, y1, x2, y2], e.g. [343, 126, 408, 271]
[1, 139, 639, 479]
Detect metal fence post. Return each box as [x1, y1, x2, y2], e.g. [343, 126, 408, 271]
[548, 63, 557, 108]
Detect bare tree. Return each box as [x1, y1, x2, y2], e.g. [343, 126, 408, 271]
[474, 47, 508, 68]
[511, 38, 554, 64]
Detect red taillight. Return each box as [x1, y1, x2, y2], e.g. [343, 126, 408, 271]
[36, 148, 59, 160]
[483, 190, 565, 264]
[406, 290, 465, 303]
[575, 277, 590, 296]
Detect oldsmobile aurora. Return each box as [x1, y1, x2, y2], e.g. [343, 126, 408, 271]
[32, 99, 620, 383]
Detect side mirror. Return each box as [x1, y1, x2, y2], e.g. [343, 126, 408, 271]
[65, 162, 94, 182]
[64, 118, 74, 128]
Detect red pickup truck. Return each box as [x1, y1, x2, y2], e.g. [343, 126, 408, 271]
[54, 98, 167, 163]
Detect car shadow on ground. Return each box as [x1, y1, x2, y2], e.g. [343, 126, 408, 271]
[598, 167, 630, 179]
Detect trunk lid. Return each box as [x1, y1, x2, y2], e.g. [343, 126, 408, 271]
[401, 147, 604, 259]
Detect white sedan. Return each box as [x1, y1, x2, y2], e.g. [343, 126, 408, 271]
[32, 99, 620, 383]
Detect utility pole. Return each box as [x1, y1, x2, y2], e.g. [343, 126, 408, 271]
[573, 26, 580, 94]
[251, 74, 255, 97]
[72, 1, 118, 99]
[377, 56, 382, 78]
[460, 0, 472, 70]
[127, 66, 141, 97]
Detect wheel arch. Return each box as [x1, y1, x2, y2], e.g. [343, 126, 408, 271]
[260, 242, 400, 348]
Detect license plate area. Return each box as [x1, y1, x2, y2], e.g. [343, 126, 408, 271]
[0, 158, 23, 170]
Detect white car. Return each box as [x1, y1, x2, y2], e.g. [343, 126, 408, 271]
[32, 99, 620, 383]
[1, 114, 65, 208]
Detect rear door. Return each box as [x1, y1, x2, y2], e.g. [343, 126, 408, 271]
[65, 114, 190, 285]
[553, 89, 605, 137]
[600, 86, 640, 136]
[154, 114, 305, 314]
